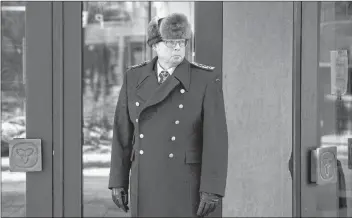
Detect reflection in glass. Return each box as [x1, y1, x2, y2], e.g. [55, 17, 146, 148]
[318, 1, 352, 217]
[81, 1, 194, 217]
[1, 1, 27, 217]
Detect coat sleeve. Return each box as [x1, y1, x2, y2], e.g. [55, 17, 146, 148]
[199, 73, 229, 197]
[108, 71, 134, 190]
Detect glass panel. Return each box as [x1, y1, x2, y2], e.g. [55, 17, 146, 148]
[318, 1, 352, 217]
[1, 1, 27, 217]
[82, 1, 195, 217]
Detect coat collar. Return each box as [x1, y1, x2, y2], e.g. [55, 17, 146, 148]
[136, 56, 191, 92]
[136, 56, 158, 88]
[173, 58, 191, 92]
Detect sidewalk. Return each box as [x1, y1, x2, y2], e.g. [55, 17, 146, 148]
[1, 171, 130, 217]
[1, 152, 131, 217]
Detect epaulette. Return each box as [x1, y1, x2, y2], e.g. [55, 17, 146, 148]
[190, 62, 215, 71]
[127, 60, 149, 70]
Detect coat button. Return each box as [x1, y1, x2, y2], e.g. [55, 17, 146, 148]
[136, 118, 138, 123]
[171, 136, 176, 141]
[169, 153, 174, 158]
[180, 89, 185, 94]
[175, 120, 180, 124]
[179, 104, 183, 109]
[139, 134, 144, 138]
[140, 150, 144, 155]
[136, 102, 140, 107]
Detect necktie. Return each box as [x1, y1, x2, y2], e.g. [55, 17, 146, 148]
[159, 70, 170, 84]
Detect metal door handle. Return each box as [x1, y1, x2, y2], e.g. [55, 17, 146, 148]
[288, 151, 293, 178]
[348, 138, 352, 169]
[310, 146, 337, 185]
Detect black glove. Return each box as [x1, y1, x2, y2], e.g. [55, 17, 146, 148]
[196, 192, 221, 217]
[111, 187, 129, 212]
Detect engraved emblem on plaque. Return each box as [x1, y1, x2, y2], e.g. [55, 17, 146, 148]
[320, 151, 335, 180]
[9, 139, 42, 172]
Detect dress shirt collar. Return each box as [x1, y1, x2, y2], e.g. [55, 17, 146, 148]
[157, 61, 176, 81]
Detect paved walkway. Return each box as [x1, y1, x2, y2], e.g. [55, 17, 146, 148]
[2, 171, 130, 217]
[84, 176, 130, 217]
[1, 152, 131, 217]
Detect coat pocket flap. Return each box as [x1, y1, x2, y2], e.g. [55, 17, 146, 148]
[185, 150, 202, 164]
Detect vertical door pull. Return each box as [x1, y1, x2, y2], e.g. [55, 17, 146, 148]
[310, 146, 337, 185]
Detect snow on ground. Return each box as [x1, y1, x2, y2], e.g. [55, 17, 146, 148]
[2, 152, 111, 182]
[2, 168, 110, 182]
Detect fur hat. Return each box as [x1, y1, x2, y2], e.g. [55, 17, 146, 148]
[147, 13, 192, 47]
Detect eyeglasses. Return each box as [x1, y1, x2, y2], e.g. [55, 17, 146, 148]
[162, 40, 188, 48]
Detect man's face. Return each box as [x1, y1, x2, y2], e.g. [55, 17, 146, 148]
[153, 39, 187, 67]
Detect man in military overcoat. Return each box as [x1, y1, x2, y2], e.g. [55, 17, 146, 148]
[108, 13, 228, 217]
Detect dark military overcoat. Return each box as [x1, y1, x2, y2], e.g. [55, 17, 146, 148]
[108, 56, 228, 217]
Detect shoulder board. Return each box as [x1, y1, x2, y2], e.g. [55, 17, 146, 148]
[190, 62, 215, 71]
[127, 60, 149, 70]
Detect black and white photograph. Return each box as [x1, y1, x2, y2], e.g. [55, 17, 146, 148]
[1, 1, 352, 217]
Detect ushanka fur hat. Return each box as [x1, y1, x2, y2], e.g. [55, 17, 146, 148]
[147, 13, 192, 47]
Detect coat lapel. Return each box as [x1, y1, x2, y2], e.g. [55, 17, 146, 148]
[136, 57, 159, 101]
[139, 58, 191, 114]
[141, 75, 180, 112]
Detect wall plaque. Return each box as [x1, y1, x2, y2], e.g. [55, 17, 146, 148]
[9, 139, 42, 172]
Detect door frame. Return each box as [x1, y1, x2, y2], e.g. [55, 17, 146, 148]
[300, 2, 321, 215]
[54, 1, 224, 217]
[62, 2, 83, 216]
[298, 2, 343, 217]
[25, 2, 53, 217]
[299, 1, 321, 217]
[53, 2, 83, 217]
[25, 2, 83, 217]
[292, 1, 302, 217]
[52, 2, 64, 217]
[194, 2, 223, 216]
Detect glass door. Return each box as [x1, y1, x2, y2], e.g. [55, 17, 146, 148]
[1, 2, 27, 216]
[81, 2, 195, 216]
[60, 1, 222, 217]
[1, 2, 53, 217]
[300, 1, 352, 217]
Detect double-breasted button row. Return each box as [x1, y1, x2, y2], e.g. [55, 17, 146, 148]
[171, 89, 185, 141]
[137, 89, 185, 158]
[179, 89, 185, 108]
[167, 89, 185, 157]
[139, 150, 173, 158]
[136, 101, 142, 153]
